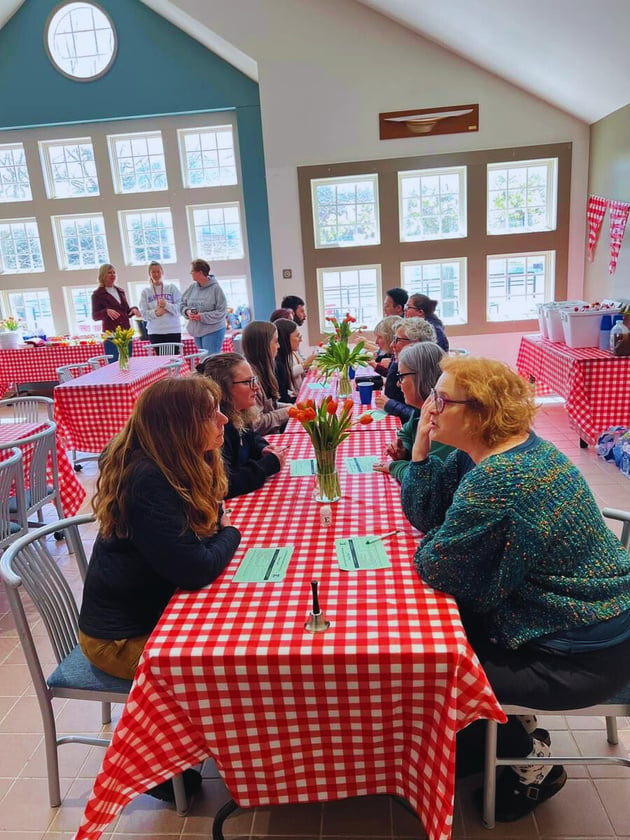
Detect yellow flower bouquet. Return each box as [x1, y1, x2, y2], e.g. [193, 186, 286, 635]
[315, 314, 371, 397]
[104, 326, 135, 370]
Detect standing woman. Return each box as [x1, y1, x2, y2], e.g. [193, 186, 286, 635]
[91, 263, 141, 362]
[139, 261, 182, 349]
[405, 293, 449, 351]
[197, 352, 287, 498]
[241, 320, 291, 435]
[180, 259, 227, 354]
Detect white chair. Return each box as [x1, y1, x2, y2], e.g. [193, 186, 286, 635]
[481, 506, 630, 829]
[56, 362, 93, 383]
[87, 354, 113, 369]
[0, 448, 28, 551]
[0, 396, 54, 423]
[161, 358, 184, 378]
[148, 342, 184, 356]
[184, 349, 209, 371]
[0, 515, 188, 813]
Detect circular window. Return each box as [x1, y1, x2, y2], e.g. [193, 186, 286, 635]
[45, 1, 117, 81]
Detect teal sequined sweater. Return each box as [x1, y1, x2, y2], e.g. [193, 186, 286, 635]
[400, 433, 630, 649]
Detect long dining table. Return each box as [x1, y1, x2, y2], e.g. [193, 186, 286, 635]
[74, 394, 505, 840]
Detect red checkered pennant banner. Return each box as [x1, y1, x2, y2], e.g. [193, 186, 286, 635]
[586, 195, 608, 261]
[609, 199, 630, 274]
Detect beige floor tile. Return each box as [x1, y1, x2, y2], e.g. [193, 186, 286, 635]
[594, 779, 630, 835]
[534, 777, 614, 836]
[252, 800, 323, 836]
[321, 794, 392, 836]
[0, 732, 43, 776]
[0, 777, 68, 832]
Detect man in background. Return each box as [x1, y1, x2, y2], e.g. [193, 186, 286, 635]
[281, 295, 307, 326]
[383, 288, 408, 318]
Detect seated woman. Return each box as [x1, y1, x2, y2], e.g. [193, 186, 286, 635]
[241, 320, 291, 435]
[374, 317, 436, 422]
[401, 357, 630, 822]
[373, 342, 452, 481]
[405, 293, 449, 351]
[198, 352, 287, 497]
[367, 315, 403, 375]
[274, 318, 301, 402]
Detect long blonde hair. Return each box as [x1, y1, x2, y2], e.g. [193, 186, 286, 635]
[93, 377, 227, 538]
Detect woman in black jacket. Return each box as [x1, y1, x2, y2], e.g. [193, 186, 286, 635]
[198, 352, 287, 498]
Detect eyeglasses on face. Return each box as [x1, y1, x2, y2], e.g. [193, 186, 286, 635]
[232, 376, 258, 389]
[395, 371, 416, 384]
[430, 388, 475, 414]
[391, 336, 411, 345]
[404, 305, 420, 312]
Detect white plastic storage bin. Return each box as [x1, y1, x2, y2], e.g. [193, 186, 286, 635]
[542, 301, 587, 342]
[559, 308, 620, 348]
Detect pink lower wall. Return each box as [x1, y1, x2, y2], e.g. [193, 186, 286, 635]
[453, 331, 530, 369]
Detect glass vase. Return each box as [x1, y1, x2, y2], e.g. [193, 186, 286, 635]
[314, 447, 341, 503]
[337, 366, 352, 398]
[118, 343, 130, 371]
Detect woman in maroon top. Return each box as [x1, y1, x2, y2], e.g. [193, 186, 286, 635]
[91, 263, 141, 362]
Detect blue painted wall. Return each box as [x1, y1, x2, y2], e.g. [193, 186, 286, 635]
[0, 0, 274, 317]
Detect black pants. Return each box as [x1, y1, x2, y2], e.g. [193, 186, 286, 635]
[457, 610, 630, 775]
[149, 333, 182, 353]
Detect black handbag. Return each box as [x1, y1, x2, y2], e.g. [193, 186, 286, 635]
[354, 373, 384, 391]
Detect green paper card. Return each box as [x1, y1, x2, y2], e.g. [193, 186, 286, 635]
[335, 537, 391, 571]
[364, 409, 388, 421]
[344, 455, 379, 474]
[233, 546, 294, 582]
[290, 458, 317, 476]
[307, 382, 325, 390]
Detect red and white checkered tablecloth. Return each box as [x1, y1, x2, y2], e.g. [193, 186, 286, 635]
[516, 334, 630, 444]
[53, 358, 178, 455]
[0, 335, 234, 397]
[75, 431, 505, 840]
[0, 422, 85, 517]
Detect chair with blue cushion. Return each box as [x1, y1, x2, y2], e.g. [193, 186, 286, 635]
[0, 515, 188, 813]
[0, 448, 28, 551]
[482, 506, 630, 828]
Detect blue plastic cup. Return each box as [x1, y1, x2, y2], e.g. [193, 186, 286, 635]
[348, 366, 356, 380]
[357, 381, 374, 407]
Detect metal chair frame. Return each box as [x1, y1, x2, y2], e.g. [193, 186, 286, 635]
[148, 342, 185, 357]
[0, 396, 54, 423]
[87, 354, 113, 369]
[161, 358, 184, 378]
[0, 516, 188, 813]
[56, 362, 93, 383]
[184, 350, 209, 371]
[0, 447, 28, 551]
[482, 507, 630, 828]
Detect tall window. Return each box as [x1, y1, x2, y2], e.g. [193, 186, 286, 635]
[39, 139, 99, 199]
[119, 209, 176, 265]
[487, 159, 557, 234]
[63, 286, 101, 335]
[317, 265, 381, 331]
[178, 126, 237, 187]
[0, 218, 44, 273]
[487, 252, 555, 321]
[401, 259, 467, 325]
[399, 166, 466, 241]
[7, 289, 55, 335]
[187, 203, 244, 260]
[108, 131, 168, 194]
[311, 175, 380, 248]
[52, 213, 108, 270]
[0, 143, 32, 202]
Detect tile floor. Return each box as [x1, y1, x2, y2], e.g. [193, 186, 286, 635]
[1, 399, 630, 840]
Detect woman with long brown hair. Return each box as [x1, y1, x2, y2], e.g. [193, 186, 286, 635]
[78, 376, 240, 682]
[241, 320, 290, 434]
[198, 352, 287, 498]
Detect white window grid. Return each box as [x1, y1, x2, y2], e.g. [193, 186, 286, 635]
[487, 158, 558, 235]
[187, 202, 244, 261]
[398, 166, 467, 242]
[216, 276, 250, 310]
[108, 131, 168, 194]
[127, 278, 182, 308]
[4, 288, 55, 335]
[0, 218, 44, 274]
[51, 212, 109, 270]
[486, 251, 555, 322]
[401, 258, 468, 326]
[118, 208, 176, 266]
[63, 286, 102, 335]
[39, 138, 99, 199]
[0, 143, 32, 203]
[46, 2, 116, 81]
[317, 264, 382, 332]
[311, 174, 380, 249]
[178, 126, 237, 188]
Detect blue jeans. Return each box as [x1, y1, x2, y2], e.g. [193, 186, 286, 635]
[194, 328, 226, 355]
[103, 338, 134, 363]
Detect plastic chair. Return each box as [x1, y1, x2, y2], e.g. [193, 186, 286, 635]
[148, 342, 184, 356]
[0, 515, 189, 813]
[0, 396, 54, 423]
[56, 362, 93, 382]
[161, 358, 184, 377]
[481, 506, 630, 829]
[87, 354, 113, 369]
[184, 349, 209, 371]
[0, 448, 28, 551]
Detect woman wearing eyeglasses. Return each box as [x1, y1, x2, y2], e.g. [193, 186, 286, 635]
[241, 320, 291, 435]
[197, 353, 287, 498]
[373, 342, 455, 481]
[404, 293, 449, 351]
[401, 356, 630, 822]
[374, 317, 437, 421]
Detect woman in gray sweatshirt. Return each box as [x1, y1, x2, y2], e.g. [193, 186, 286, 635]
[180, 258, 227, 353]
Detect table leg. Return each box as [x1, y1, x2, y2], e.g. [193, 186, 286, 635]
[212, 798, 240, 840]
